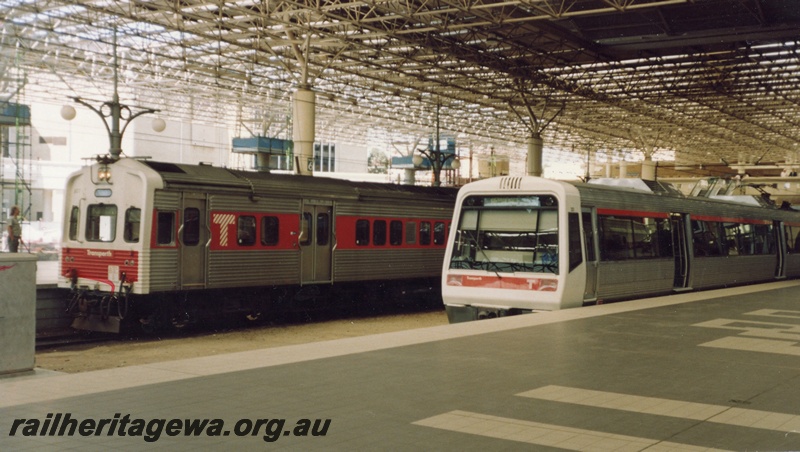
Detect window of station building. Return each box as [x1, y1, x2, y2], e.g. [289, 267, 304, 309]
[598, 215, 671, 260]
[355, 219, 370, 246]
[156, 211, 175, 245]
[86, 204, 117, 242]
[373, 220, 387, 246]
[124, 207, 142, 243]
[390, 220, 403, 246]
[317, 213, 330, 246]
[261, 216, 279, 246]
[238, 215, 256, 246]
[68, 206, 80, 241]
[405, 221, 417, 245]
[433, 222, 446, 245]
[420, 221, 431, 245]
[182, 208, 200, 246]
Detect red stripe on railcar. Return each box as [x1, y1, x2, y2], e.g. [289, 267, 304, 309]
[209, 211, 299, 251]
[336, 215, 450, 249]
[446, 274, 558, 291]
[596, 208, 669, 219]
[61, 247, 139, 285]
[691, 214, 772, 225]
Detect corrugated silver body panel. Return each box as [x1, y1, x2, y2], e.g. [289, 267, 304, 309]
[153, 190, 180, 210]
[334, 249, 445, 281]
[209, 194, 300, 213]
[335, 202, 452, 219]
[596, 259, 674, 299]
[148, 249, 179, 292]
[207, 250, 300, 288]
[691, 255, 777, 289]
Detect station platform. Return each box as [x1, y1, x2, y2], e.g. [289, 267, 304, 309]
[4, 281, 800, 451]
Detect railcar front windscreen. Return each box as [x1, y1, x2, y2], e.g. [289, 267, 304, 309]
[449, 195, 559, 274]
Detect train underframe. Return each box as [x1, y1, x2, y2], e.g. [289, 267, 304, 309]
[66, 277, 443, 334]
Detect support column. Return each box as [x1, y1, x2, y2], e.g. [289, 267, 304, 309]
[292, 87, 316, 175]
[641, 154, 656, 181]
[402, 168, 417, 185]
[527, 134, 543, 177]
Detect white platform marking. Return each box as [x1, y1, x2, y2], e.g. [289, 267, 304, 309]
[518, 385, 800, 433]
[414, 410, 728, 451]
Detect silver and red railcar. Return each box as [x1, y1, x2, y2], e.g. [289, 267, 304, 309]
[59, 157, 456, 332]
[442, 176, 800, 322]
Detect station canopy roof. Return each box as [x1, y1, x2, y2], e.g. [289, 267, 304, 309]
[2, 0, 800, 173]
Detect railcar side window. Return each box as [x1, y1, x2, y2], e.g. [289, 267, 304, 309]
[299, 213, 312, 246]
[581, 212, 596, 262]
[692, 220, 723, 256]
[373, 220, 387, 246]
[68, 206, 80, 241]
[420, 222, 432, 245]
[433, 222, 446, 245]
[568, 213, 583, 271]
[598, 215, 672, 260]
[405, 221, 417, 245]
[786, 225, 800, 253]
[390, 220, 403, 246]
[238, 216, 256, 246]
[157, 211, 175, 245]
[261, 216, 279, 246]
[86, 204, 117, 242]
[182, 208, 200, 246]
[356, 219, 370, 246]
[124, 207, 141, 243]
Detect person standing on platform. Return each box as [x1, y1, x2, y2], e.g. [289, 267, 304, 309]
[7, 205, 22, 253]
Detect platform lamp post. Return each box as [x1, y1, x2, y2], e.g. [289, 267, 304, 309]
[412, 102, 460, 187]
[60, 28, 165, 161]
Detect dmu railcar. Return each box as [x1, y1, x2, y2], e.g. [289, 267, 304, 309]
[59, 157, 457, 333]
[442, 176, 800, 323]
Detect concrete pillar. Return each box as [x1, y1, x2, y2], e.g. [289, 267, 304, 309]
[402, 168, 417, 185]
[641, 156, 656, 181]
[527, 134, 543, 177]
[292, 87, 316, 175]
[0, 254, 37, 375]
[619, 160, 628, 178]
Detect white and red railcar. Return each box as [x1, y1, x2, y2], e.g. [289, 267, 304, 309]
[59, 157, 456, 332]
[443, 176, 800, 322]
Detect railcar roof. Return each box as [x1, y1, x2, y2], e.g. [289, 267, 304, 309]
[140, 160, 458, 202]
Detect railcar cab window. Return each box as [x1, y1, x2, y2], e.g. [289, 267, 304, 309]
[68, 206, 80, 241]
[449, 195, 560, 274]
[86, 204, 117, 242]
[124, 207, 141, 243]
[434, 222, 446, 245]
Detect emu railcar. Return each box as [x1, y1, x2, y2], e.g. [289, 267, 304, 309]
[442, 176, 800, 322]
[59, 157, 457, 332]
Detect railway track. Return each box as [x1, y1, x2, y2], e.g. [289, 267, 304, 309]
[35, 331, 116, 350]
